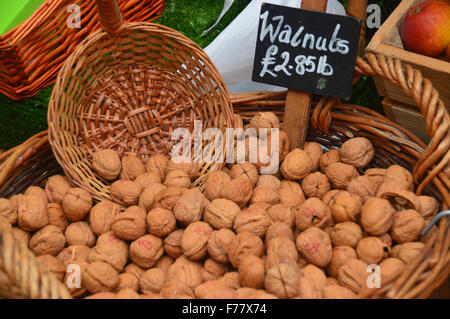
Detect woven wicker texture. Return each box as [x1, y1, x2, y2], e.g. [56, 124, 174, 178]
[0, 0, 165, 100]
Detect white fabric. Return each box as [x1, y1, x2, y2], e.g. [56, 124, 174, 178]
[204, 0, 346, 93]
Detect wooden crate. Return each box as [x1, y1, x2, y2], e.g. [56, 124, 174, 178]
[367, 0, 450, 110]
[382, 98, 430, 143]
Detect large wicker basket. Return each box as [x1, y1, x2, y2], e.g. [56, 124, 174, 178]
[0, 0, 165, 100]
[47, 0, 234, 203]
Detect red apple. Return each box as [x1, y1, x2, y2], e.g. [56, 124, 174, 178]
[400, 0, 450, 57]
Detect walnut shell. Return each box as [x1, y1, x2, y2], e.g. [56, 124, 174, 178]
[337, 258, 369, 293]
[302, 172, 330, 199]
[167, 162, 201, 179]
[327, 246, 357, 278]
[65, 221, 96, 247]
[204, 198, 241, 229]
[228, 232, 264, 268]
[164, 229, 184, 259]
[84, 292, 116, 299]
[257, 175, 281, 192]
[124, 263, 145, 280]
[0, 198, 16, 225]
[120, 155, 145, 181]
[330, 222, 363, 248]
[265, 263, 300, 298]
[89, 240, 128, 272]
[294, 198, 332, 231]
[202, 258, 229, 281]
[46, 203, 68, 232]
[376, 182, 418, 210]
[364, 168, 386, 193]
[83, 261, 119, 293]
[24, 186, 48, 204]
[356, 236, 390, 264]
[145, 154, 169, 180]
[220, 176, 253, 208]
[339, 137, 374, 168]
[234, 207, 271, 238]
[319, 149, 341, 173]
[266, 237, 298, 262]
[110, 205, 146, 241]
[155, 255, 174, 274]
[281, 149, 313, 180]
[64, 261, 90, 297]
[166, 258, 203, 290]
[181, 221, 213, 261]
[89, 200, 119, 235]
[379, 258, 405, 286]
[391, 242, 425, 264]
[249, 112, 280, 129]
[17, 194, 48, 232]
[229, 163, 259, 185]
[265, 222, 295, 245]
[250, 186, 279, 205]
[361, 198, 394, 235]
[347, 175, 376, 203]
[36, 254, 65, 281]
[62, 188, 92, 221]
[207, 229, 236, 264]
[138, 183, 166, 211]
[44, 175, 72, 204]
[278, 180, 305, 207]
[391, 210, 425, 243]
[140, 268, 166, 294]
[160, 284, 195, 299]
[92, 149, 121, 181]
[297, 264, 327, 299]
[415, 196, 439, 218]
[164, 169, 191, 188]
[155, 187, 186, 211]
[295, 227, 332, 268]
[57, 244, 91, 267]
[135, 172, 162, 189]
[238, 255, 265, 289]
[130, 234, 164, 268]
[253, 130, 290, 172]
[328, 191, 362, 223]
[218, 271, 240, 289]
[116, 273, 139, 292]
[267, 203, 295, 227]
[204, 171, 231, 201]
[173, 188, 208, 225]
[322, 285, 356, 299]
[147, 207, 176, 237]
[326, 162, 359, 189]
[110, 180, 142, 207]
[30, 225, 65, 256]
[194, 281, 228, 299]
[384, 165, 413, 191]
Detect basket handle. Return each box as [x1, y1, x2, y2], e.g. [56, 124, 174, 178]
[96, 0, 123, 33]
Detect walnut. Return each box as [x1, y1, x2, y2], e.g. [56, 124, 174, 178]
[130, 234, 164, 268]
[265, 263, 300, 298]
[116, 273, 139, 292]
[173, 188, 208, 225]
[415, 196, 439, 218]
[339, 137, 374, 168]
[167, 162, 201, 179]
[347, 175, 376, 203]
[326, 277, 340, 286]
[233, 208, 271, 237]
[377, 233, 393, 248]
[266, 237, 298, 262]
[376, 182, 418, 210]
[384, 165, 413, 191]
[164, 169, 191, 188]
[356, 236, 390, 264]
[89, 200, 119, 235]
[44, 175, 71, 204]
[36, 254, 66, 281]
[330, 222, 363, 248]
[111, 205, 146, 241]
[337, 258, 369, 293]
[391, 210, 425, 243]
[327, 246, 357, 278]
[116, 288, 140, 299]
[84, 292, 116, 299]
[278, 180, 305, 207]
[89, 240, 128, 272]
[140, 268, 166, 294]
[234, 287, 258, 299]
[364, 168, 386, 192]
[249, 112, 280, 129]
[204, 198, 241, 229]
[265, 222, 295, 245]
[229, 163, 259, 185]
[110, 180, 142, 207]
[238, 255, 265, 289]
[138, 183, 166, 211]
[24, 186, 48, 204]
[147, 207, 176, 237]
[297, 264, 327, 299]
[301, 172, 330, 199]
[17, 194, 48, 232]
[46, 203, 68, 232]
[61, 187, 92, 221]
[257, 175, 281, 192]
[322, 285, 356, 299]
[220, 176, 253, 207]
[328, 191, 362, 223]
[166, 257, 203, 290]
[281, 149, 313, 180]
[97, 231, 128, 249]
[11, 227, 30, 245]
[228, 232, 264, 268]
[304, 142, 323, 172]
[124, 263, 145, 280]
[160, 284, 195, 299]
[267, 204, 295, 227]
[65, 221, 96, 247]
[145, 154, 169, 180]
[154, 187, 184, 211]
[204, 171, 231, 201]
[218, 271, 240, 289]
[294, 198, 332, 231]
[379, 258, 405, 286]
[319, 149, 341, 173]
[361, 197, 394, 235]
[57, 244, 91, 267]
[326, 162, 359, 189]
[253, 130, 290, 171]
[250, 187, 279, 205]
[202, 258, 229, 281]
[181, 221, 213, 260]
[120, 155, 145, 181]
[64, 261, 89, 297]
[0, 198, 16, 225]
[207, 229, 236, 264]
[164, 229, 184, 259]
[155, 255, 174, 274]
[295, 227, 332, 268]
[322, 189, 340, 206]
[83, 261, 119, 293]
[29, 225, 65, 256]
[391, 242, 425, 264]
[135, 172, 162, 189]
[92, 149, 121, 181]
[194, 280, 227, 299]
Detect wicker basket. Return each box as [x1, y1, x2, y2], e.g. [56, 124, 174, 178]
[47, 0, 234, 203]
[0, 0, 165, 100]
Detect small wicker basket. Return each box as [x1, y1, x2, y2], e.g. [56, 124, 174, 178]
[47, 0, 234, 203]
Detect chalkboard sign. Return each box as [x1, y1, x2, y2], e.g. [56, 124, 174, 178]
[252, 3, 362, 99]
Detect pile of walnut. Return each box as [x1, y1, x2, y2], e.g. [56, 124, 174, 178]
[0, 111, 440, 299]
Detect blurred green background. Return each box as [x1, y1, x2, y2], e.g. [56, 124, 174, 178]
[0, 0, 400, 150]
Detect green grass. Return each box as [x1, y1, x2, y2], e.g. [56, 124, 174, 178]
[0, 0, 391, 150]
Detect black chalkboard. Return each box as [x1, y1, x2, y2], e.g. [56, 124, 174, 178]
[252, 3, 362, 99]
